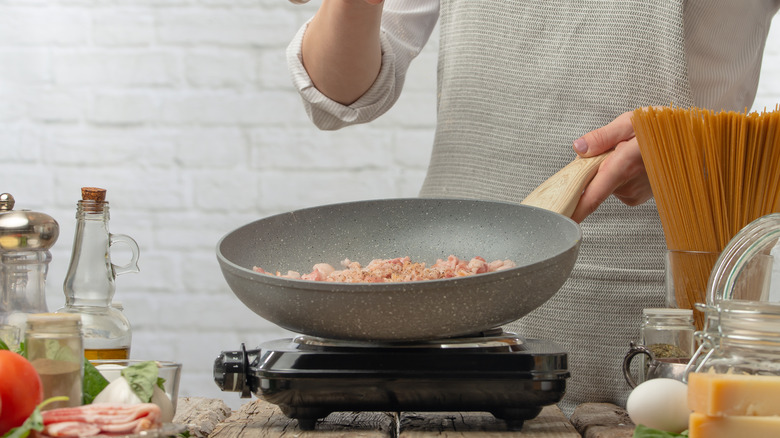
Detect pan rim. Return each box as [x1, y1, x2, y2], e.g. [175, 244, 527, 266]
[215, 197, 581, 290]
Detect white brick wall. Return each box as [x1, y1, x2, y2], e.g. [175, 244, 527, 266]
[0, 3, 778, 411]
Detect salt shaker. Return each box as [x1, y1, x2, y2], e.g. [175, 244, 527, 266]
[25, 313, 84, 409]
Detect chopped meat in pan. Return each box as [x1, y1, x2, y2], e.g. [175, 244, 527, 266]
[254, 255, 516, 283]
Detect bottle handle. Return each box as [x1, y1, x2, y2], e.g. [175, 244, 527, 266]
[110, 233, 140, 276]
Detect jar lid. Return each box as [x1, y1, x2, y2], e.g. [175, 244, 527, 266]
[643, 308, 693, 316]
[0, 193, 59, 251]
[26, 313, 82, 330]
[714, 300, 780, 334]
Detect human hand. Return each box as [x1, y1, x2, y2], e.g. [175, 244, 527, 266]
[569, 110, 653, 223]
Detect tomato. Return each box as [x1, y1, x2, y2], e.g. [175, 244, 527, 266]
[0, 350, 44, 435]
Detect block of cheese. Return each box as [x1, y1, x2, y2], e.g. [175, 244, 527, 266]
[688, 372, 780, 416]
[689, 412, 780, 438]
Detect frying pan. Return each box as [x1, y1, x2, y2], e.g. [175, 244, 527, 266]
[217, 154, 608, 341]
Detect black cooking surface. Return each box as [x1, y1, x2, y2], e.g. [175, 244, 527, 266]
[214, 331, 569, 431]
[261, 335, 566, 376]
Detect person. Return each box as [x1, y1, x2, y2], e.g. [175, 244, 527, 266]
[286, 0, 780, 415]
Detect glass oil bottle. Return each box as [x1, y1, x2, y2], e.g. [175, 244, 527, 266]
[58, 187, 139, 360]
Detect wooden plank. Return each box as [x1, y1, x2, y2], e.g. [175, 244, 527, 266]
[206, 399, 580, 437]
[569, 403, 634, 438]
[399, 406, 581, 437]
[209, 399, 395, 438]
[173, 397, 233, 438]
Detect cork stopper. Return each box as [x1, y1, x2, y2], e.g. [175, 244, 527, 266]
[81, 187, 106, 202]
[79, 187, 107, 213]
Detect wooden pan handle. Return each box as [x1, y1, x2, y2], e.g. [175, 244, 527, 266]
[521, 152, 612, 217]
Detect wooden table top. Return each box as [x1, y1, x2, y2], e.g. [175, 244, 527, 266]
[173, 398, 636, 438]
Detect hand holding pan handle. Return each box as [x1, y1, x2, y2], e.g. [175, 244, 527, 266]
[521, 151, 613, 218]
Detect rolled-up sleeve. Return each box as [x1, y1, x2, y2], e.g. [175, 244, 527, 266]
[286, 0, 439, 131]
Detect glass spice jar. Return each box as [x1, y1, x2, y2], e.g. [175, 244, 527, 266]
[623, 308, 696, 387]
[640, 307, 696, 363]
[25, 313, 84, 409]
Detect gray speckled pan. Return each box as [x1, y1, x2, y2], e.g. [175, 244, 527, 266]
[217, 198, 581, 341]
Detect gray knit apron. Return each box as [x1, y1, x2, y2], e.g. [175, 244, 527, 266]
[419, 0, 694, 415]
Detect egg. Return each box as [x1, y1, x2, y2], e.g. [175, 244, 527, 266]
[626, 378, 690, 433]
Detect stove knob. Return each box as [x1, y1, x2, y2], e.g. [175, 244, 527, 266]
[214, 343, 257, 398]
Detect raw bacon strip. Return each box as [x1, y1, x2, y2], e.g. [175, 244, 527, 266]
[41, 403, 161, 437]
[99, 416, 157, 434]
[43, 422, 101, 437]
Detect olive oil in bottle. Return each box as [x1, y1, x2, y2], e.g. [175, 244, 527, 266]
[84, 346, 131, 360]
[58, 187, 139, 361]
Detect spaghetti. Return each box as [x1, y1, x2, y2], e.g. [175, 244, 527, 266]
[633, 106, 780, 329]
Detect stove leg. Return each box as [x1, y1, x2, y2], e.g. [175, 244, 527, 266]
[279, 406, 329, 430]
[491, 407, 542, 431]
[503, 419, 525, 431]
[296, 418, 317, 430]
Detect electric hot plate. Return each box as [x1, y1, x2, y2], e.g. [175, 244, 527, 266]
[213, 330, 569, 430]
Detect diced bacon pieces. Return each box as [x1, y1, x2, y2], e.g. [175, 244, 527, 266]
[41, 403, 162, 437]
[489, 259, 516, 271]
[313, 263, 335, 277]
[255, 255, 515, 283]
[252, 267, 302, 279]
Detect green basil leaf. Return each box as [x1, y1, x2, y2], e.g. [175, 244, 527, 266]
[43, 339, 78, 362]
[0, 338, 9, 351]
[120, 361, 159, 403]
[82, 358, 110, 405]
[1, 397, 69, 438]
[633, 425, 689, 438]
[2, 407, 43, 438]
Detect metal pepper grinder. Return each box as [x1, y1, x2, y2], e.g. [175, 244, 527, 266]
[0, 193, 60, 343]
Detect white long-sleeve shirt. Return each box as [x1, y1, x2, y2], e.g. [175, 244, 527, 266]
[288, 0, 780, 130]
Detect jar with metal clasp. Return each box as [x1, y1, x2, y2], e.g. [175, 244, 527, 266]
[687, 213, 780, 378]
